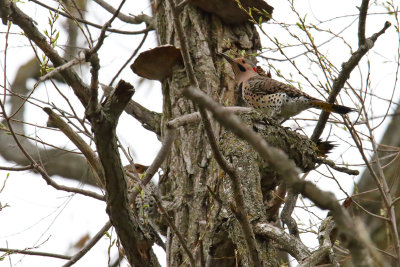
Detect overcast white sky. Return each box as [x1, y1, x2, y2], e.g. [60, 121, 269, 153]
[0, 0, 398, 266]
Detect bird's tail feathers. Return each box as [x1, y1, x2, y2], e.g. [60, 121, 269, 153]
[315, 139, 336, 156]
[310, 101, 355, 114]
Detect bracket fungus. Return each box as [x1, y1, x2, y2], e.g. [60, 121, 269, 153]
[191, 0, 273, 24]
[131, 45, 183, 81]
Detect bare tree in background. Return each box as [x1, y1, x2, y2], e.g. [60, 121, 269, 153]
[0, 0, 399, 266]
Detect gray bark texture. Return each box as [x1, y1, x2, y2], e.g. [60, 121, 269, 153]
[152, 2, 320, 266]
[3, 0, 384, 265]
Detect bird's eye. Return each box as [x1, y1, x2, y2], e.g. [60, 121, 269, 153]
[237, 63, 246, 72]
[242, 60, 245, 64]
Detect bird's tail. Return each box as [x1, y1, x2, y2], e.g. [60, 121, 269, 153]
[310, 101, 355, 114]
[315, 139, 336, 156]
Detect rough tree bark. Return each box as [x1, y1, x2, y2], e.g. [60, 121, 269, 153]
[1, 0, 391, 266]
[153, 2, 319, 266]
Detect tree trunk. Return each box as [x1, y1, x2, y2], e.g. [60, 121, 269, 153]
[154, 2, 318, 266]
[156, 2, 260, 266]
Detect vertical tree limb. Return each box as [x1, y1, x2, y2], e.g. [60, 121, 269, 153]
[87, 80, 160, 267]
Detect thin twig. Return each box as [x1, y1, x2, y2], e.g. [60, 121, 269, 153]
[92, 0, 154, 27]
[166, 0, 198, 87]
[311, 19, 391, 141]
[88, 0, 127, 55]
[29, 0, 151, 35]
[316, 158, 360, 175]
[38, 53, 85, 83]
[62, 221, 112, 267]
[43, 107, 105, 185]
[0, 165, 33, 171]
[0, 248, 71, 260]
[109, 31, 148, 86]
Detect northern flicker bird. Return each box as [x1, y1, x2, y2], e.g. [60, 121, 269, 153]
[220, 53, 354, 121]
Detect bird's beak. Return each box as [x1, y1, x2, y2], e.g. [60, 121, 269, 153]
[218, 52, 235, 64]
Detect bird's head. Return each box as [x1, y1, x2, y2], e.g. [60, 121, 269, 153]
[219, 53, 259, 84]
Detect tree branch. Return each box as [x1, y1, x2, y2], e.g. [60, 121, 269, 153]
[87, 0, 127, 55]
[92, 0, 154, 28]
[311, 20, 391, 141]
[87, 80, 160, 266]
[0, 165, 33, 171]
[281, 190, 300, 238]
[183, 85, 376, 266]
[101, 84, 162, 136]
[254, 222, 310, 262]
[316, 157, 360, 175]
[43, 107, 105, 185]
[0, 0, 91, 107]
[128, 107, 252, 203]
[0, 248, 71, 260]
[62, 221, 112, 267]
[29, 0, 151, 35]
[358, 0, 369, 46]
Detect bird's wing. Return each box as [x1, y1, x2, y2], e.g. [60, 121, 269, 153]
[248, 76, 314, 99]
